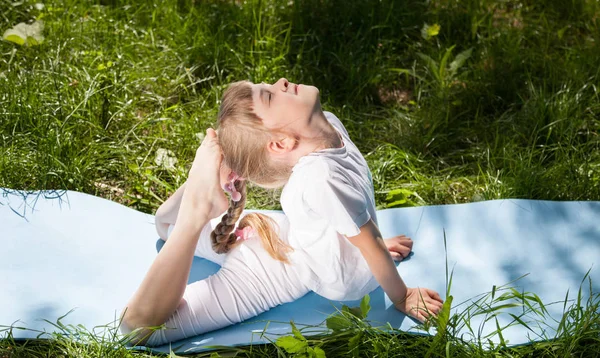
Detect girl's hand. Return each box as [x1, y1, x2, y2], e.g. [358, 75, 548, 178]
[394, 287, 444, 322]
[182, 128, 229, 220]
[219, 162, 234, 192]
[384, 235, 413, 261]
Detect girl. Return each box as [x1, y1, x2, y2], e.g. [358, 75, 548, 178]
[120, 79, 443, 346]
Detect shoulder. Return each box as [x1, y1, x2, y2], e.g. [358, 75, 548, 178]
[286, 156, 343, 196]
[282, 156, 331, 202]
[293, 155, 338, 184]
[298, 157, 356, 199]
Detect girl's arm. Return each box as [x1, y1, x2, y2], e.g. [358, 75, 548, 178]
[121, 128, 229, 345]
[346, 219, 443, 321]
[122, 207, 207, 345]
[155, 181, 187, 240]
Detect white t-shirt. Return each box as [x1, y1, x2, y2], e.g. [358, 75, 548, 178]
[281, 111, 379, 301]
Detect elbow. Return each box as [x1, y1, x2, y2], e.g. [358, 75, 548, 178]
[119, 306, 158, 347]
[154, 215, 170, 241]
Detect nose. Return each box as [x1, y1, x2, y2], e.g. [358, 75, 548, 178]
[276, 78, 289, 91]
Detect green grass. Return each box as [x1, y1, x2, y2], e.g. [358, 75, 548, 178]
[1, 0, 600, 356]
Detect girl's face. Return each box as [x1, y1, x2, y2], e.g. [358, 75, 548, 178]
[250, 78, 321, 134]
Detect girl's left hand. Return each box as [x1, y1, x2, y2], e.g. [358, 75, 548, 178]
[182, 128, 229, 219]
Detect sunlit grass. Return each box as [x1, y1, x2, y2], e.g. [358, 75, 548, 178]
[1, 0, 599, 356]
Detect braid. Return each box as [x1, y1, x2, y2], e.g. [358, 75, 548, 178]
[210, 180, 247, 254]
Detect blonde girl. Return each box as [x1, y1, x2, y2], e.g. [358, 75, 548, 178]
[121, 78, 443, 346]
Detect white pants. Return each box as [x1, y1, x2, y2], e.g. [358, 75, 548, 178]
[144, 211, 309, 346]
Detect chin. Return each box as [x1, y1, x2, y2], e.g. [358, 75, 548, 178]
[308, 84, 319, 94]
[304, 85, 320, 101]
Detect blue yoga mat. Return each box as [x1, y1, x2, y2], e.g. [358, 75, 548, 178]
[1, 189, 599, 354]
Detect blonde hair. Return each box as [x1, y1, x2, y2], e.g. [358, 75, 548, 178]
[210, 81, 294, 263]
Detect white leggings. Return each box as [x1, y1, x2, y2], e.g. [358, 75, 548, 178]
[144, 211, 309, 346]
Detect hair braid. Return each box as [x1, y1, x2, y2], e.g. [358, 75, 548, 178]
[210, 180, 247, 254]
[213, 81, 295, 263]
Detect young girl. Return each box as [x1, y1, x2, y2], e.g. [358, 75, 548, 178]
[120, 78, 443, 346]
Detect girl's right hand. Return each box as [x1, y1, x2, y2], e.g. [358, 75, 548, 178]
[384, 235, 413, 261]
[394, 287, 444, 322]
[182, 128, 229, 220]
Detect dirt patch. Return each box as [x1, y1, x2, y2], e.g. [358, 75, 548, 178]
[377, 86, 413, 106]
[492, 5, 524, 30]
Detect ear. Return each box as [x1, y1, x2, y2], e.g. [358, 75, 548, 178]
[267, 136, 296, 155]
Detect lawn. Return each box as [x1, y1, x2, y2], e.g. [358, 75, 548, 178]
[1, 0, 599, 356]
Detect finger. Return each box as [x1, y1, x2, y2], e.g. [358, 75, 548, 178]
[390, 238, 413, 248]
[397, 245, 411, 257]
[390, 243, 411, 253]
[206, 127, 217, 137]
[198, 131, 216, 149]
[421, 304, 438, 318]
[424, 299, 442, 315]
[428, 297, 443, 309]
[395, 235, 412, 241]
[432, 304, 444, 317]
[414, 309, 431, 323]
[427, 289, 444, 303]
[414, 312, 425, 323]
[393, 242, 413, 253]
[388, 247, 410, 260]
[389, 252, 403, 261]
[421, 309, 435, 321]
[421, 299, 435, 312]
[424, 291, 441, 306]
[389, 236, 412, 244]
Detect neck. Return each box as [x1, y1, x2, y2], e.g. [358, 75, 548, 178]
[284, 110, 342, 166]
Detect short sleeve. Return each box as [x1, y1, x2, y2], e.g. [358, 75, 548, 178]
[302, 173, 371, 237]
